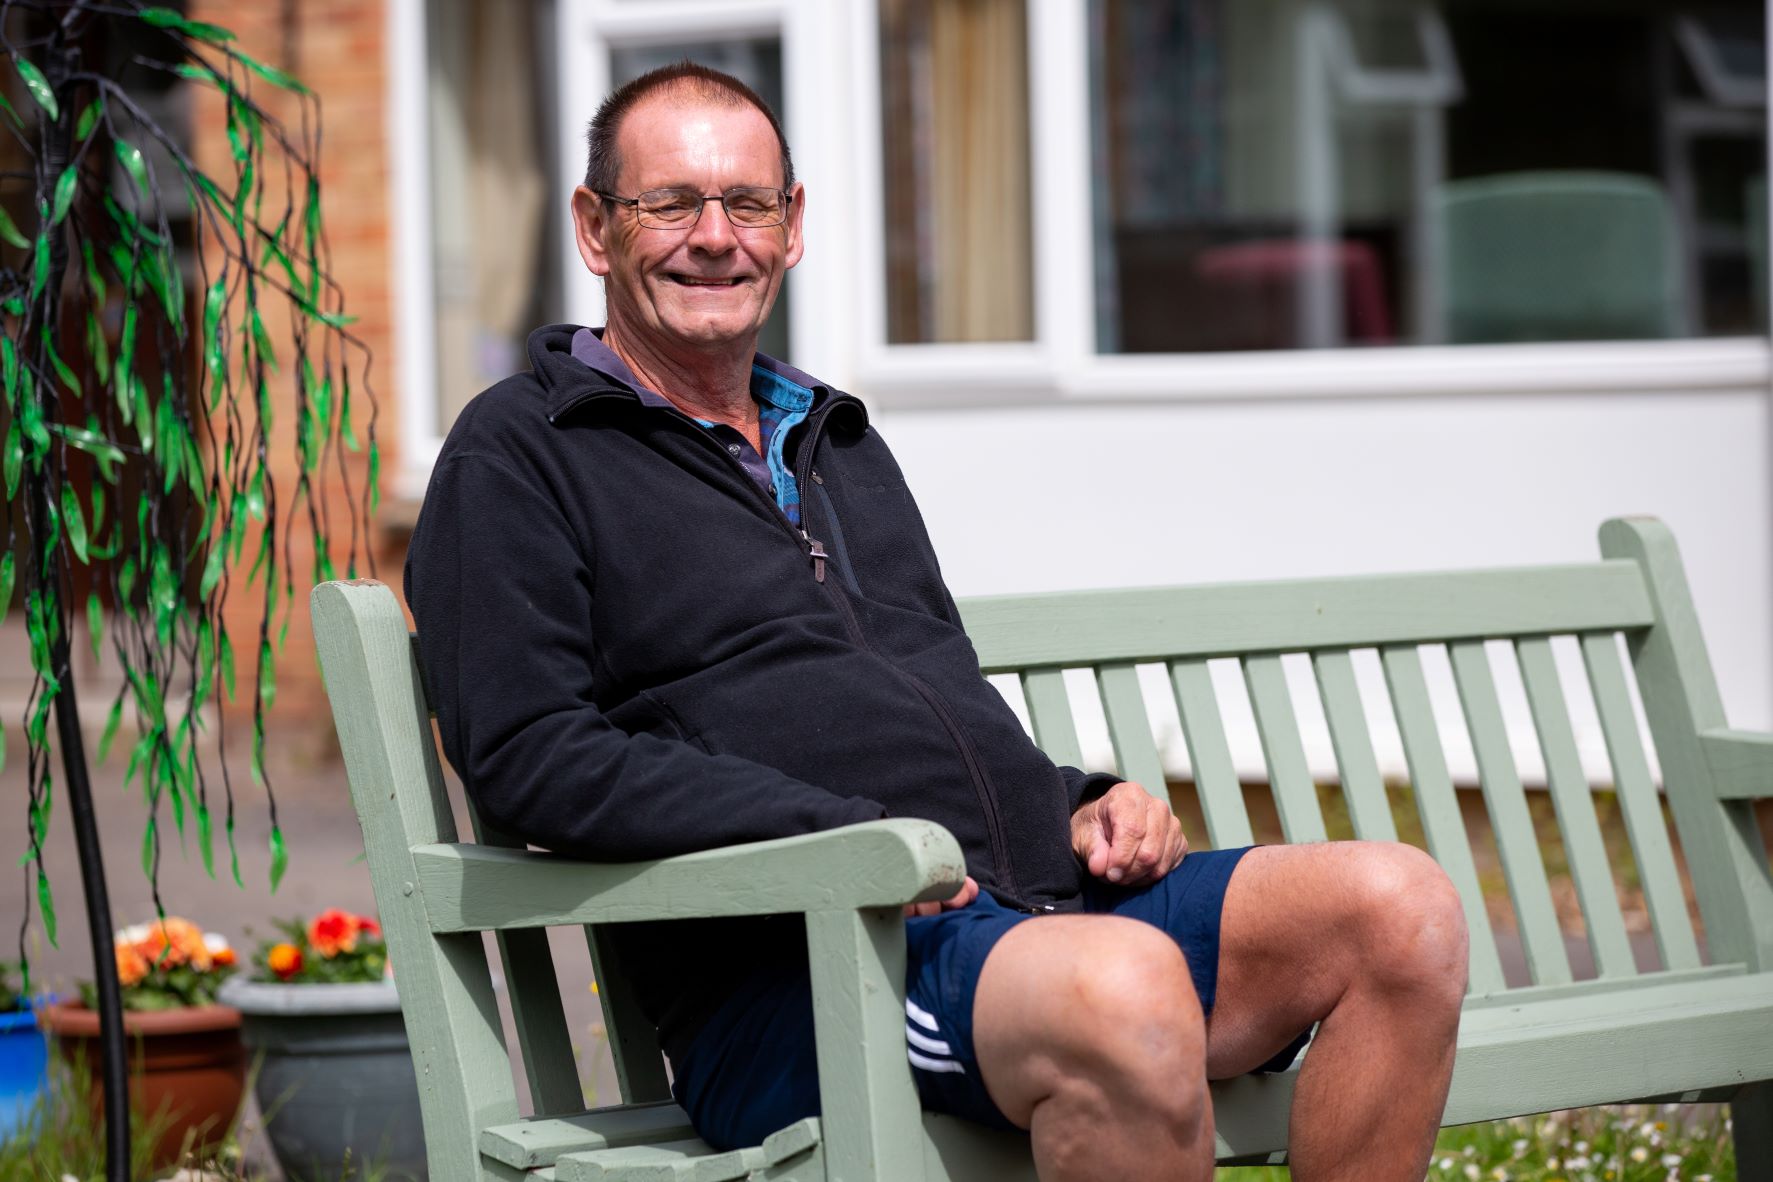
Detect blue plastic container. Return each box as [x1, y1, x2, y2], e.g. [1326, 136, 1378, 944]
[0, 1004, 49, 1140]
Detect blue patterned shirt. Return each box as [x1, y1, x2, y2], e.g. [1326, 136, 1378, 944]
[569, 328, 815, 526]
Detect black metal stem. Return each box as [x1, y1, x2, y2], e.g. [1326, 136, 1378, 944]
[29, 18, 130, 1180]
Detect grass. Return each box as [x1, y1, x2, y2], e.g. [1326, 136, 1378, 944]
[1220, 1104, 1737, 1180]
[0, 1047, 399, 1182]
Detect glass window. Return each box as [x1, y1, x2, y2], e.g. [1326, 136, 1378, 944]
[426, 0, 559, 431]
[1091, 0, 1768, 354]
[879, 0, 1035, 343]
[608, 38, 791, 362]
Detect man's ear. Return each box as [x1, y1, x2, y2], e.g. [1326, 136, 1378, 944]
[571, 186, 613, 277]
[784, 181, 806, 271]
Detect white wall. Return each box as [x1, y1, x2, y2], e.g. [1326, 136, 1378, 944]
[876, 387, 1773, 780]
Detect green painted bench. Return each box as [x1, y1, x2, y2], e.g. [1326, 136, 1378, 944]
[311, 515, 1773, 1181]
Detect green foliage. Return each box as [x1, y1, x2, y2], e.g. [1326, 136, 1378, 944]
[247, 910, 387, 985]
[1216, 1105, 1736, 1181]
[2, 2, 377, 982]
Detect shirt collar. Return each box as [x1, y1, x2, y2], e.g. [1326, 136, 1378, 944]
[570, 327, 826, 412]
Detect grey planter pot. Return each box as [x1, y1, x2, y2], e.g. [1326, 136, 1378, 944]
[218, 977, 427, 1181]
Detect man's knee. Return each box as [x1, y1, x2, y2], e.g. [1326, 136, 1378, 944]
[1343, 842, 1469, 1006]
[980, 916, 1207, 1131]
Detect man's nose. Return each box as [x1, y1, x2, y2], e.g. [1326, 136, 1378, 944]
[687, 198, 739, 251]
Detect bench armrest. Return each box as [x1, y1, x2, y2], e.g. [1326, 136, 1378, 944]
[411, 818, 968, 932]
[1700, 728, 1773, 800]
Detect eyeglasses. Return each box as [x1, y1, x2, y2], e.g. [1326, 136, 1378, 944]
[597, 186, 793, 230]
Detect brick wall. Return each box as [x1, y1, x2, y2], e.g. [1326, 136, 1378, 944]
[189, 0, 402, 741]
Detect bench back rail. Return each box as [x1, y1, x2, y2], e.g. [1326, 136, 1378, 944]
[959, 517, 1773, 992]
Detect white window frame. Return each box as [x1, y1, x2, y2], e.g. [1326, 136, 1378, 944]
[390, 0, 1773, 494]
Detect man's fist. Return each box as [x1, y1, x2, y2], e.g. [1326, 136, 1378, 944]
[1070, 781, 1187, 887]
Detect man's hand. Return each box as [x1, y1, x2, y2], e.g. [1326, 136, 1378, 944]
[905, 875, 979, 918]
[1071, 781, 1187, 887]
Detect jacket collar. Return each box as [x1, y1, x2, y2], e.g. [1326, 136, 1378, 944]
[528, 323, 868, 431]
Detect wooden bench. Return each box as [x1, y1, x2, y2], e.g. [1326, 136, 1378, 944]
[311, 515, 1773, 1181]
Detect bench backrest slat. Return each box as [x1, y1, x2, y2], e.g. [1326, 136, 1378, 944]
[1579, 632, 1702, 970]
[1449, 641, 1574, 986]
[1381, 645, 1509, 995]
[1168, 659, 1256, 849]
[1515, 637, 1638, 980]
[963, 563, 1654, 669]
[1600, 519, 1773, 971]
[1311, 650, 1399, 843]
[1020, 668, 1086, 770]
[1243, 655, 1330, 843]
[1097, 663, 1170, 799]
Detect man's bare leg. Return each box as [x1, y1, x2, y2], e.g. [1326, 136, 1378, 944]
[971, 915, 1215, 1182]
[1205, 842, 1469, 1182]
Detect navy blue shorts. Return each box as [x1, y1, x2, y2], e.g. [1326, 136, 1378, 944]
[671, 846, 1311, 1151]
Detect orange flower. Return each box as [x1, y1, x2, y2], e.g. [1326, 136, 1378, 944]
[307, 908, 360, 958]
[115, 942, 149, 988]
[212, 946, 238, 968]
[356, 915, 382, 939]
[138, 917, 211, 971]
[266, 943, 304, 980]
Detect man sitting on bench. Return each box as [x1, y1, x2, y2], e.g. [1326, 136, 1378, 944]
[405, 61, 1469, 1182]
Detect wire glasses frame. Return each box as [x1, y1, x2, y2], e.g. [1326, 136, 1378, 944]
[597, 186, 794, 230]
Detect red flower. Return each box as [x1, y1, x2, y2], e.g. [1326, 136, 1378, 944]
[356, 915, 381, 939]
[307, 908, 360, 958]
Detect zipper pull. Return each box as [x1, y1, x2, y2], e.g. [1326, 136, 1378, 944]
[802, 531, 828, 583]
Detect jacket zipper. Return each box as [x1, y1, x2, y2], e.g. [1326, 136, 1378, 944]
[557, 385, 1027, 904]
[791, 410, 1026, 904]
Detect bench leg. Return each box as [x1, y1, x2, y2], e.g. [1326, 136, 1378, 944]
[1733, 1080, 1773, 1176]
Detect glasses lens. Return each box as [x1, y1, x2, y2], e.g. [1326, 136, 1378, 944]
[722, 187, 786, 227]
[635, 190, 703, 228]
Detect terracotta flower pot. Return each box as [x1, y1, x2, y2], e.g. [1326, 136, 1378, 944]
[37, 1000, 247, 1168]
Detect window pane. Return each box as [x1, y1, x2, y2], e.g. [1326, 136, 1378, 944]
[880, 0, 1035, 343]
[609, 39, 791, 363]
[428, 0, 558, 430]
[1091, 0, 1768, 354]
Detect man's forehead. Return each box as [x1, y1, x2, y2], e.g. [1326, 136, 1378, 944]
[616, 90, 780, 186]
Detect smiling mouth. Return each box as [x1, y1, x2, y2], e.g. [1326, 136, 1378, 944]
[669, 274, 746, 287]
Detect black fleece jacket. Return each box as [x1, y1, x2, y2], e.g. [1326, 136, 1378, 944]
[405, 324, 1115, 1060]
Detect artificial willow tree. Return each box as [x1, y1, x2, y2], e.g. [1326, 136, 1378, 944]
[2, 3, 375, 1174]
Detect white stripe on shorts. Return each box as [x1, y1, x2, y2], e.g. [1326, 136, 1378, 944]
[907, 1047, 966, 1075]
[904, 1024, 952, 1056]
[905, 998, 940, 1032]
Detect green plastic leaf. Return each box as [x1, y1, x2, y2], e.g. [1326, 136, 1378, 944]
[197, 803, 214, 878]
[97, 693, 124, 763]
[227, 815, 242, 887]
[37, 870, 56, 947]
[1, 337, 14, 407]
[268, 825, 288, 891]
[367, 441, 381, 514]
[0, 553, 12, 625]
[199, 540, 226, 602]
[15, 59, 58, 121]
[74, 97, 102, 141]
[3, 422, 21, 501]
[175, 62, 220, 86]
[90, 479, 105, 540]
[218, 628, 236, 701]
[259, 639, 276, 710]
[80, 240, 105, 305]
[49, 166, 76, 226]
[114, 140, 150, 197]
[48, 423, 125, 482]
[61, 485, 88, 564]
[141, 815, 156, 880]
[0, 204, 28, 250]
[29, 232, 48, 299]
[86, 591, 101, 662]
[43, 334, 79, 396]
[139, 7, 236, 42]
